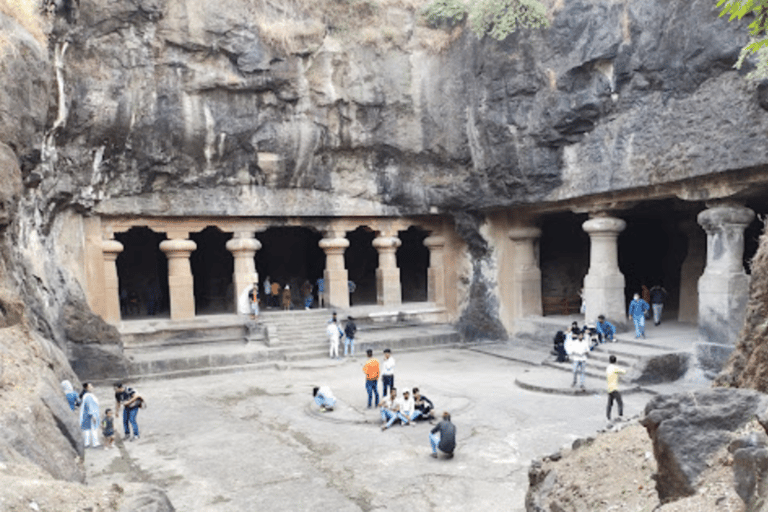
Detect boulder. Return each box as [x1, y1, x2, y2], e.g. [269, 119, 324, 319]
[640, 388, 768, 502]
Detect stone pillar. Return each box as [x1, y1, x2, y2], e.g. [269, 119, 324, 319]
[319, 234, 350, 309]
[582, 214, 626, 325]
[424, 236, 446, 306]
[373, 235, 402, 306]
[678, 220, 706, 324]
[508, 227, 543, 318]
[101, 239, 124, 325]
[226, 233, 262, 315]
[159, 237, 197, 320]
[697, 204, 755, 345]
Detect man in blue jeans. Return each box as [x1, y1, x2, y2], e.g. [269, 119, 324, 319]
[628, 293, 650, 339]
[429, 411, 456, 459]
[114, 383, 142, 441]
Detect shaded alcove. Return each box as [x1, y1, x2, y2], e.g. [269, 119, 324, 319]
[190, 226, 234, 314]
[115, 227, 169, 318]
[255, 227, 325, 309]
[539, 212, 589, 314]
[345, 227, 377, 305]
[397, 226, 429, 303]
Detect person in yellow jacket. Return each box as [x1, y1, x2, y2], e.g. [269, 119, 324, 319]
[606, 355, 627, 421]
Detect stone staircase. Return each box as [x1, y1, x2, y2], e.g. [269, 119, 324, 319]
[119, 308, 462, 381]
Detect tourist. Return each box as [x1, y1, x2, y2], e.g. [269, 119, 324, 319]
[565, 331, 590, 389]
[595, 315, 616, 343]
[649, 284, 668, 326]
[301, 280, 313, 309]
[606, 355, 626, 421]
[397, 389, 418, 426]
[553, 330, 568, 362]
[79, 382, 100, 448]
[344, 316, 357, 357]
[114, 382, 143, 441]
[413, 388, 435, 421]
[316, 277, 325, 308]
[628, 293, 650, 339]
[282, 284, 292, 310]
[382, 348, 395, 396]
[270, 280, 281, 308]
[313, 386, 336, 412]
[247, 281, 259, 319]
[263, 276, 272, 308]
[61, 380, 80, 411]
[569, 321, 582, 337]
[102, 408, 116, 449]
[641, 284, 651, 319]
[327, 316, 342, 359]
[348, 279, 356, 306]
[380, 388, 402, 430]
[579, 287, 586, 315]
[362, 349, 380, 408]
[429, 412, 456, 459]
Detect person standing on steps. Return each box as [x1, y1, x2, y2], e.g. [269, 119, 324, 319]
[327, 315, 342, 359]
[382, 349, 395, 396]
[362, 349, 380, 408]
[344, 316, 357, 357]
[606, 355, 627, 422]
[628, 292, 650, 339]
[263, 276, 272, 310]
[247, 281, 259, 320]
[649, 284, 668, 326]
[565, 331, 590, 390]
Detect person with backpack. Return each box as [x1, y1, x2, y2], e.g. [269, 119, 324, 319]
[344, 316, 357, 357]
[114, 382, 145, 441]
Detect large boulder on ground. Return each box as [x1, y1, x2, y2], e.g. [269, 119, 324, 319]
[640, 388, 768, 502]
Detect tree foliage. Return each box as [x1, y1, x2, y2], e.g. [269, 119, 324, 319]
[423, 0, 549, 41]
[716, 0, 768, 79]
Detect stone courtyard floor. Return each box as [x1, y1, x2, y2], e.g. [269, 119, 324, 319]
[85, 347, 672, 511]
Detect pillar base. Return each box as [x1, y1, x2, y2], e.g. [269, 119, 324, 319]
[698, 272, 750, 345]
[324, 268, 349, 309]
[376, 267, 401, 306]
[584, 273, 626, 326]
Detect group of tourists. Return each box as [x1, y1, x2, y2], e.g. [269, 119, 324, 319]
[61, 380, 145, 449]
[326, 311, 357, 359]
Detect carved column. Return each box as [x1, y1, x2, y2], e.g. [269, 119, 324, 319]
[697, 204, 755, 345]
[319, 233, 350, 309]
[582, 213, 626, 325]
[423, 235, 446, 306]
[373, 235, 402, 306]
[101, 239, 124, 325]
[226, 233, 262, 315]
[159, 237, 197, 320]
[678, 219, 706, 324]
[508, 227, 542, 318]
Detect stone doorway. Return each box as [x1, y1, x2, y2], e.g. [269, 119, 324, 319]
[346, 227, 377, 305]
[398, 226, 429, 303]
[190, 226, 234, 315]
[115, 226, 169, 318]
[255, 227, 325, 309]
[539, 212, 589, 316]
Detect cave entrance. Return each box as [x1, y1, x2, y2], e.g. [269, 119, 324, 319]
[190, 226, 234, 315]
[255, 227, 325, 310]
[539, 212, 589, 316]
[346, 227, 377, 306]
[398, 226, 429, 303]
[115, 227, 169, 318]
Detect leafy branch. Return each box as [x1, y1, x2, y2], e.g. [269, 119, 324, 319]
[717, 0, 768, 78]
[423, 0, 549, 41]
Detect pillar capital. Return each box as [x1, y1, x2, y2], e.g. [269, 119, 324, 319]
[582, 215, 626, 236]
[101, 239, 124, 261]
[697, 204, 755, 234]
[160, 239, 197, 257]
[372, 236, 401, 250]
[423, 235, 446, 249]
[225, 237, 262, 253]
[319, 237, 350, 251]
[508, 227, 541, 241]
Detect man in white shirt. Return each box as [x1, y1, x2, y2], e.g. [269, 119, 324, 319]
[327, 318, 342, 359]
[382, 349, 395, 395]
[565, 331, 590, 390]
[380, 388, 401, 430]
[397, 389, 418, 426]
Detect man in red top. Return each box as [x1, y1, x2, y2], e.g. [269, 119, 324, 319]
[362, 349, 380, 408]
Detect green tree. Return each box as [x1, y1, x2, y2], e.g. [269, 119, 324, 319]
[717, 0, 768, 79]
[423, 0, 549, 41]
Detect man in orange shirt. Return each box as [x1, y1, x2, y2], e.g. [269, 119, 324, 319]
[362, 349, 380, 408]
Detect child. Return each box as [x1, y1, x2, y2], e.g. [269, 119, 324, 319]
[606, 355, 627, 421]
[102, 409, 115, 449]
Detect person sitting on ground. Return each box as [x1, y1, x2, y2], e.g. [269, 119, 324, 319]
[595, 315, 616, 343]
[553, 331, 568, 362]
[313, 386, 336, 412]
[569, 321, 582, 336]
[380, 388, 402, 430]
[412, 388, 435, 422]
[586, 325, 600, 349]
[429, 411, 456, 459]
[397, 389, 418, 426]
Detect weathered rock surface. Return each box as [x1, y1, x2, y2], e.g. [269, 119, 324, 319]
[640, 388, 768, 502]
